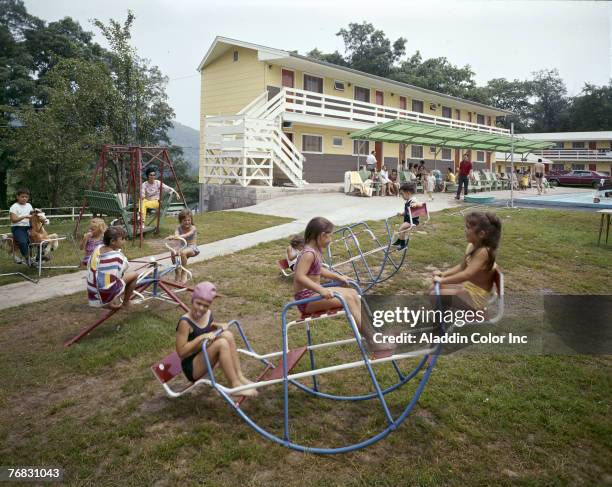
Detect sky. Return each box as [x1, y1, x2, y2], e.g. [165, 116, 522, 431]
[24, 0, 612, 130]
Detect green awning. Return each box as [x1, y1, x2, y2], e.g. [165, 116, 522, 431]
[350, 120, 554, 153]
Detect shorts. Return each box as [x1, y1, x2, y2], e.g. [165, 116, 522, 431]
[189, 245, 200, 256]
[89, 279, 125, 308]
[535, 172, 543, 179]
[295, 289, 319, 314]
[181, 355, 196, 382]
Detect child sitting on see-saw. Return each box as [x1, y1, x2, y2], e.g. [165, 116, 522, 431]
[176, 281, 257, 397]
[430, 211, 501, 310]
[293, 217, 362, 331]
[393, 182, 425, 250]
[285, 234, 305, 271]
[86, 226, 139, 310]
[80, 218, 107, 268]
[169, 208, 199, 283]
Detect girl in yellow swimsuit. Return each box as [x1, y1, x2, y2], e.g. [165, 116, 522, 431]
[430, 212, 502, 310]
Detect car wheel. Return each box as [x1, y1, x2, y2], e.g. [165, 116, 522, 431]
[549, 179, 559, 187]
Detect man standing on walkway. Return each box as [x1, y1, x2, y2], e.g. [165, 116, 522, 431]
[534, 158, 546, 195]
[365, 151, 377, 173]
[455, 154, 472, 200]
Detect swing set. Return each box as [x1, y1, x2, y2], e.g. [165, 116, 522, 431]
[74, 145, 188, 247]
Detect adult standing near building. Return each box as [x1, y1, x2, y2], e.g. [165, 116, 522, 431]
[365, 151, 377, 173]
[534, 158, 546, 195]
[140, 167, 179, 223]
[455, 154, 473, 200]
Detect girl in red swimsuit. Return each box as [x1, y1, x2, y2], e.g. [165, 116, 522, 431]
[293, 217, 362, 331]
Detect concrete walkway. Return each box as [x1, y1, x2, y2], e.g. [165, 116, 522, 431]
[0, 186, 590, 311]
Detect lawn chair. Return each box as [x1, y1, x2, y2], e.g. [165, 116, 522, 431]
[348, 171, 373, 197]
[469, 172, 484, 192]
[487, 172, 502, 190]
[480, 171, 494, 191]
[400, 172, 423, 193]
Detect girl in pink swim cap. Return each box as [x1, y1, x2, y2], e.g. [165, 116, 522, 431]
[175, 282, 257, 397]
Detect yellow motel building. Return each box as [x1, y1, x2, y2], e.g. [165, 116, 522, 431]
[517, 132, 612, 175]
[197, 36, 511, 193]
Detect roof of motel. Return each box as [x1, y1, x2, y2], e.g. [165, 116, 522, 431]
[197, 36, 512, 116]
[520, 131, 612, 142]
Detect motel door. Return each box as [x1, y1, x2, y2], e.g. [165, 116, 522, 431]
[281, 69, 294, 88]
[375, 141, 383, 171]
[588, 141, 596, 150]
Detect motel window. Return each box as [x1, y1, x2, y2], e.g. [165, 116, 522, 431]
[476, 114, 485, 125]
[302, 134, 323, 153]
[572, 141, 585, 149]
[442, 106, 452, 118]
[304, 74, 323, 93]
[411, 145, 423, 158]
[554, 142, 564, 149]
[441, 148, 452, 160]
[332, 136, 343, 147]
[233, 50, 239, 62]
[354, 86, 370, 102]
[571, 163, 585, 170]
[552, 164, 564, 172]
[476, 151, 485, 162]
[412, 99, 424, 113]
[334, 81, 345, 91]
[353, 140, 369, 156]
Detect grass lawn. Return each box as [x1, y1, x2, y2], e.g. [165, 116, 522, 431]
[0, 207, 610, 486]
[0, 211, 292, 286]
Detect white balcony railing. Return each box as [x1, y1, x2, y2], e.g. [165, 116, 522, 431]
[532, 149, 612, 161]
[281, 87, 510, 135]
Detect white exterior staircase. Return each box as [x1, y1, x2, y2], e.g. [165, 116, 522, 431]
[203, 91, 306, 187]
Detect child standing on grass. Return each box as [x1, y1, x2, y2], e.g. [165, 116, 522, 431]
[393, 182, 425, 250]
[86, 226, 139, 310]
[170, 209, 199, 283]
[293, 217, 362, 330]
[424, 170, 435, 201]
[430, 212, 502, 310]
[80, 218, 107, 268]
[286, 234, 305, 271]
[9, 188, 33, 264]
[176, 281, 257, 397]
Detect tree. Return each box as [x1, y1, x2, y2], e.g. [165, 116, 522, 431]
[567, 82, 612, 131]
[336, 22, 406, 77]
[480, 78, 534, 132]
[9, 58, 117, 207]
[306, 48, 347, 67]
[392, 52, 477, 98]
[92, 11, 174, 147]
[530, 69, 571, 132]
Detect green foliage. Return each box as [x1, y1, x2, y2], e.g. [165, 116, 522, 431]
[530, 69, 571, 132]
[568, 81, 612, 131]
[393, 52, 476, 98]
[9, 58, 116, 206]
[92, 11, 174, 146]
[478, 78, 534, 132]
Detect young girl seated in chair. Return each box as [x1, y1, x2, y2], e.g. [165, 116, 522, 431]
[293, 217, 362, 331]
[430, 212, 502, 310]
[175, 282, 257, 397]
[169, 209, 199, 283]
[80, 218, 107, 268]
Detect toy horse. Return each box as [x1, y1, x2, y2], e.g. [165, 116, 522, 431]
[29, 209, 59, 261]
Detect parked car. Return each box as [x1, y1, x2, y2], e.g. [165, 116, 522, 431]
[547, 170, 612, 189]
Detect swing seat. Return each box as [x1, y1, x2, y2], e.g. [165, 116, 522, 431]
[278, 258, 293, 277]
[152, 351, 218, 398]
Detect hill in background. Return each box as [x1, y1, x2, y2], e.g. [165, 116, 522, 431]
[168, 121, 199, 175]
